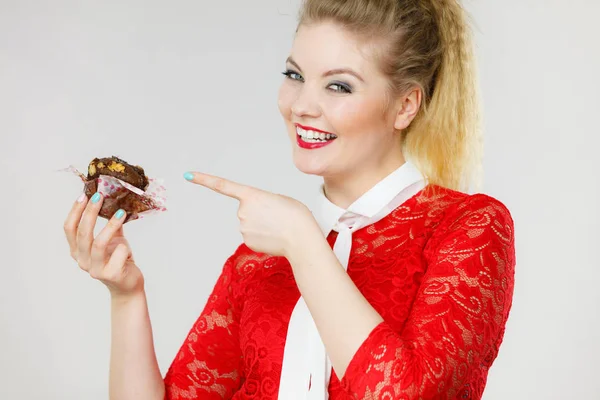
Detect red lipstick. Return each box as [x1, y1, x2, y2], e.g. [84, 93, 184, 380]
[295, 123, 337, 150]
[295, 124, 334, 135]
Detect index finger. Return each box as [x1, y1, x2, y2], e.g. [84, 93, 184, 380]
[184, 171, 251, 200]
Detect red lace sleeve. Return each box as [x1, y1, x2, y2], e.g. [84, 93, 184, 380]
[164, 249, 244, 399]
[340, 195, 516, 399]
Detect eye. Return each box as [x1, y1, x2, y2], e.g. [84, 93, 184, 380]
[328, 82, 352, 94]
[282, 69, 304, 82]
[282, 70, 352, 94]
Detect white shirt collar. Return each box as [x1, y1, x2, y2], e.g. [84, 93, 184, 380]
[313, 161, 426, 235]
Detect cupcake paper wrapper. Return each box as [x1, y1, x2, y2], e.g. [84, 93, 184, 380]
[62, 165, 167, 220]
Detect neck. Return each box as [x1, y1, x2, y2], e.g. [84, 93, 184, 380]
[323, 153, 407, 209]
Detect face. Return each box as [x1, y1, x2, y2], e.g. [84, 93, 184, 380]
[277, 22, 417, 183]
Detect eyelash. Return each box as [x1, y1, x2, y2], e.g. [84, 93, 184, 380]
[281, 69, 353, 94]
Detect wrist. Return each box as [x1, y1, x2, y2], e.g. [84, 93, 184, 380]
[285, 227, 330, 266]
[110, 289, 146, 309]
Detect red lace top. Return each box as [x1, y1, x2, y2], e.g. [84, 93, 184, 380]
[163, 186, 516, 399]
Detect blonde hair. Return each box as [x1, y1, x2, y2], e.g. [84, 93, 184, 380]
[298, 0, 482, 192]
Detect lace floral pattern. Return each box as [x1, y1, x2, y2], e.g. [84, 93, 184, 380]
[164, 186, 516, 399]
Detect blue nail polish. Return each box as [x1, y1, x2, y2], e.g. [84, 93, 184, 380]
[115, 209, 125, 219]
[91, 192, 101, 204]
[184, 172, 194, 181]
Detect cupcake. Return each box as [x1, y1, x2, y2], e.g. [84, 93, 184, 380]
[81, 156, 163, 223]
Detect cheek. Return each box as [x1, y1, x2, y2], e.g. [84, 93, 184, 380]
[277, 84, 295, 119]
[325, 96, 383, 136]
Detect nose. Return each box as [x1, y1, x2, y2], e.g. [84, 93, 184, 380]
[290, 85, 321, 119]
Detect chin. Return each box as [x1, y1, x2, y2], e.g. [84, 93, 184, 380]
[291, 151, 330, 177]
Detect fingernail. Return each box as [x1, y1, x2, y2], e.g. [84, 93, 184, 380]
[77, 193, 87, 203]
[91, 192, 101, 204]
[115, 209, 125, 219]
[184, 172, 194, 181]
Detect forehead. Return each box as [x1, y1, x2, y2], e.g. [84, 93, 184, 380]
[290, 22, 379, 75]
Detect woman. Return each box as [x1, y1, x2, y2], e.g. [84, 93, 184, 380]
[63, 0, 515, 399]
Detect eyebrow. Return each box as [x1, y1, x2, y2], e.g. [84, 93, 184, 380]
[286, 56, 365, 83]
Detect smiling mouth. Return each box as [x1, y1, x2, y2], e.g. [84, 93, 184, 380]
[295, 125, 338, 143]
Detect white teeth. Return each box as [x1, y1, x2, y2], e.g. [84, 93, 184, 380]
[296, 127, 337, 142]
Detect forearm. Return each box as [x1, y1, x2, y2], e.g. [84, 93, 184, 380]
[109, 292, 165, 400]
[286, 234, 383, 378]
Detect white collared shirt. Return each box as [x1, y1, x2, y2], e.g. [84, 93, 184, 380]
[313, 160, 428, 236]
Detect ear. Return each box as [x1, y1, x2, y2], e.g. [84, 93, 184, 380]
[393, 87, 422, 131]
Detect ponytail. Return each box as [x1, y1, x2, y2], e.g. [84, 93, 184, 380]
[404, 0, 481, 192]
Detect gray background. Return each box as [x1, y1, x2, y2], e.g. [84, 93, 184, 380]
[1, 0, 598, 398]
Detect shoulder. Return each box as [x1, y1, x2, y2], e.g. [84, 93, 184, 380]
[449, 192, 514, 233]
[420, 186, 515, 255]
[450, 191, 515, 240]
[417, 185, 514, 232]
[419, 188, 517, 310]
